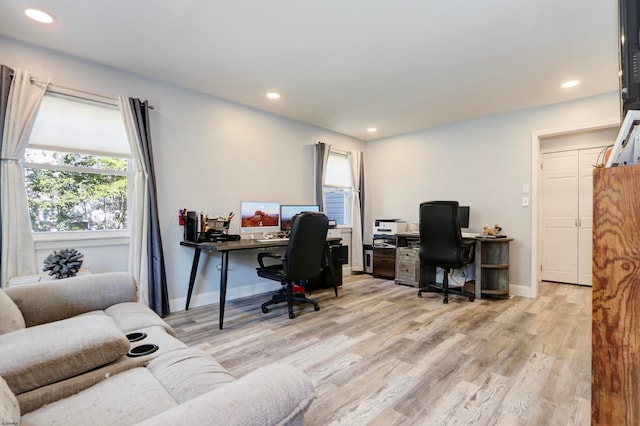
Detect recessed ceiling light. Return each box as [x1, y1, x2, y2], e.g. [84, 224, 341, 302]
[561, 80, 580, 89]
[266, 92, 280, 100]
[367, 128, 377, 133]
[25, 8, 54, 24]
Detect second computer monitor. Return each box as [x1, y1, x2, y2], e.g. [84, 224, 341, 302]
[280, 204, 320, 231]
[458, 206, 470, 229]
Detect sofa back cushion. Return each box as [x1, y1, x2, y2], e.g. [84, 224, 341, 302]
[0, 288, 26, 335]
[0, 375, 20, 425]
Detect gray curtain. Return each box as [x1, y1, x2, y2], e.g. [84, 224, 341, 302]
[0, 65, 14, 283]
[129, 98, 170, 317]
[358, 154, 365, 236]
[315, 142, 330, 210]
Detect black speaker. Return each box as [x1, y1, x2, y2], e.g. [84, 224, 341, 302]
[185, 211, 198, 242]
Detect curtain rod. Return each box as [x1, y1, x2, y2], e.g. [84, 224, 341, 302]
[9, 72, 155, 109]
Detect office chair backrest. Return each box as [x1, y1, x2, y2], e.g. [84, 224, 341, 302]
[419, 201, 465, 268]
[285, 211, 329, 281]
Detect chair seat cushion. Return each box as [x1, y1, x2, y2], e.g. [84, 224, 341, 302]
[0, 315, 129, 395]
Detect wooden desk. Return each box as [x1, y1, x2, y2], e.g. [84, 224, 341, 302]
[180, 237, 341, 329]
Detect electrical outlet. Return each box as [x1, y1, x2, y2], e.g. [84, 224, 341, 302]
[522, 196, 530, 207]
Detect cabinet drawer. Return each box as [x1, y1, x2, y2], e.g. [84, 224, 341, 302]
[397, 247, 418, 259]
[396, 259, 418, 278]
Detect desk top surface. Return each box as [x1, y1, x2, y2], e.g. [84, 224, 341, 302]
[396, 232, 513, 242]
[180, 237, 341, 252]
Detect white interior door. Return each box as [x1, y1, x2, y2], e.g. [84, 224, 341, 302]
[541, 146, 604, 286]
[541, 151, 579, 283]
[577, 148, 600, 286]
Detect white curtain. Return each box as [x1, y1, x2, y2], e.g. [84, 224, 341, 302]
[1, 70, 49, 286]
[118, 96, 149, 304]
[349, 150, 364, 272]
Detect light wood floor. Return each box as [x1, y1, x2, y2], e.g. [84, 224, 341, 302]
[166, 276, 591, 426]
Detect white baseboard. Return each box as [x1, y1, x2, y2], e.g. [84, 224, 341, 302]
[508, 283, 534, 298]
[170, 281, 277, 312]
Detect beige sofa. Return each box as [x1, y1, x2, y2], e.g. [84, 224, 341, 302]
[0, 272, 314, 425]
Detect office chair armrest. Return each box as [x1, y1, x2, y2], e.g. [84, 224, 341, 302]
[257, 252, 284, 269]
[461, 238, 476, 246]
[460, 239, 476, 264]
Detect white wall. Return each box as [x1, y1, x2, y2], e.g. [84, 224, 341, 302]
[1, 36, 365, 310]
[2, 34, 620, 304]
[365, 92, 620, 295]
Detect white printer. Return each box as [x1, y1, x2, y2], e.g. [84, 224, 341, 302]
[373, 219, 407, 236]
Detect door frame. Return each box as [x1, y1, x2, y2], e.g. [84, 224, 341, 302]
[530, 119, 618, 298]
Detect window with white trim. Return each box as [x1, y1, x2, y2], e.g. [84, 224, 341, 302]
[323, 150, 353, 226]
[23, 91, 131, 232]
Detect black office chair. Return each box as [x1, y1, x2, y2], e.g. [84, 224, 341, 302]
[256, 211, 329, 319]
[418, 201, 476, 304]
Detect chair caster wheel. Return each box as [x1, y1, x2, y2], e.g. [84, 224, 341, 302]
[443, 297, 448, 304]
[314, 305, 320, 311]
[469, 296, 475, 302]
[289, 312, 296, 319]
[418, 291, 423, 298]
[261, 307, 269, 313]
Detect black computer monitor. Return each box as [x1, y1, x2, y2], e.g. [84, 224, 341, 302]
[280, 204, 320, 231]
[458, 206, 470, 229]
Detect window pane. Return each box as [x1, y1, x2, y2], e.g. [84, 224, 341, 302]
[24, 91, 131, 234]
[25, 166, 128, 232]
[323, 188, 346, 225]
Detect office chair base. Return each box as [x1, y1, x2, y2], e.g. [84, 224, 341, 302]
[260, 288, 320, 319]
[419, 282, 475, 303]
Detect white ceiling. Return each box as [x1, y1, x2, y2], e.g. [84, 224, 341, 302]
[0, 0, 621, 141]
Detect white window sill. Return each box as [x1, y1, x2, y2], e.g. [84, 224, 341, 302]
[33, 230, 129, 249]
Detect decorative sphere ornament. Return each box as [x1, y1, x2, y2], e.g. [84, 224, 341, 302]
[43, 248, 84, 279]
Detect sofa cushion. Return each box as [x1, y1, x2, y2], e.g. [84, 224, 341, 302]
[0, 287, 25, 334]
[137, 364, 314, 426]
[0, 376, 20, 426]
[146, 348, 235, 404]
[105, 302, 176, 336]
[20, 368, 178, 426]
[0, 315, 130, 395]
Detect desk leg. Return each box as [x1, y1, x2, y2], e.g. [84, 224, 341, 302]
[219, 251, 229, 330]
[474, 242, 482, 301]
[185, 248, 202, 310]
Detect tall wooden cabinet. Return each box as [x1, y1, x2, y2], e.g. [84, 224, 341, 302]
[592, 165, 640, 424]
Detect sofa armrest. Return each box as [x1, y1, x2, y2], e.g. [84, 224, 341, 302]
[0, 315, 130, 395]
[136, 364, 314, 426]
[5, 272, 138, 326]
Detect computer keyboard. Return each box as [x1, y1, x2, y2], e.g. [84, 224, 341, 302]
[461, 232, 480, 238]
[256, 238, 289, 243]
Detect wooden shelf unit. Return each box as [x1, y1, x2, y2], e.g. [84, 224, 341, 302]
[474, 238, 513, 299]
